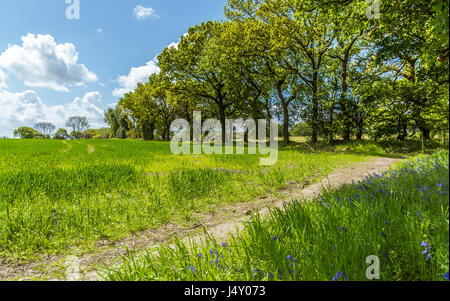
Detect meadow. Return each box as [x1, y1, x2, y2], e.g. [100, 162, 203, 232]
[0, 138, 374, 261]
[103, 150, 449, 281]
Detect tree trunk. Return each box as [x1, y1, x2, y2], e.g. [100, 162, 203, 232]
[421, 131, 425, 153]
[311, 71, 319, 144]
[328, 104, 334, 144]
[397, 119, 407, 141]
[356, 128, 363, 140]
[277, 82, 290, 145]
[283, 102, 290, 145]
[218, 101, 226, 144]
[420, 127, 431, 140]
[443, 129, 447, 148]
[340, 58, 352, 142]
[143, 122, 155, 140]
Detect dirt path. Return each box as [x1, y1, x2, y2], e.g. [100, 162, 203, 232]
[187, 157, 402, 246]
[0, 157, 402, 281]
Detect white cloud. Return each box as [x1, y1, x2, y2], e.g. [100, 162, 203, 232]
[0, 90, 106, 137]
[0, 34, 97, 92]
[112, 59, 160, 97]
[0, 69, 8, 90]
[133, 5, 157, 20]
[97, 28, 103, 34]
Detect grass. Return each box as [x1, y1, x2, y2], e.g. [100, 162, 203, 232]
[0, 138, 371, 261]
[102, 150, 449, 281]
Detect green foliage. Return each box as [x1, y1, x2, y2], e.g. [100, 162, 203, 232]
[13, 127, 43, 139]
[99, 0, 449, 146]
[290, 122, 312, 137]
[54, 128, 69, 140]
[70, 131, 83, 140]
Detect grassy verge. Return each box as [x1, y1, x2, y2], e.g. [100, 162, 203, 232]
[0, 139, 369, 261]
[103, 150, 449, 281]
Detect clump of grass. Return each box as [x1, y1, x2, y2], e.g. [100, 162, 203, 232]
[103, 151, 449, 281]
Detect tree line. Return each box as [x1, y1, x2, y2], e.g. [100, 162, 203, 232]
[12, 1, 448, 145]
[103, 0, 448, 146]
[13, 116, 110, 140]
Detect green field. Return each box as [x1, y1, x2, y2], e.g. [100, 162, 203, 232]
[103, 151, 449, 281]
[0, 139, 372, 261]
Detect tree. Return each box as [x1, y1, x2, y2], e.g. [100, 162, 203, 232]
[34, 122, 56, 138]
[83, 129, 97, 139]
[54, 128, 69, 140]
[13, 127, 42, 139]
[158, 21, 248, 143]
[226, 0, 336, 143]
[221, 18, 297, 144]
[326, 2, 367, 141]
[65, 116, 89, 138]
[104, 108, 121, 138]
[70, 131, 83, 139]
[371, 0, 449, 140]
[119, 80, 159, 140]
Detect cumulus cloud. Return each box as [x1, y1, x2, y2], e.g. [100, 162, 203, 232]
[0, 34, 97, 92]
[112, 59, 160, 97]
[133, 5, 157, 20]
[0, 69, 8, 90]
[0, 90, 106, 137]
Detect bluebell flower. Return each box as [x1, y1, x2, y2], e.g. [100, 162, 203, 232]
[417, 211, 424, 222]
[333, 271, 347, 281]
[421, 241, 432, 261]
[188, 266, 196, 273]
[338, 227, 348, 232]
[221, 242, 228, 248]
[443, 272, 449, 281]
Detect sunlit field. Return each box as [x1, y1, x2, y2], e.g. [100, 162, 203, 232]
[0, 138, 372, 261]
[103, 151, 449, 281]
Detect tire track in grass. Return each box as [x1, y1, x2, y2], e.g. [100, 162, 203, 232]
[0, 157, 403, 281]
[62, 141, 73, 153]
[88, 145, 95, 154]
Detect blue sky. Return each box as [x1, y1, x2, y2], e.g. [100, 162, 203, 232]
[0, 0, 227, 137]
